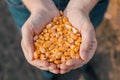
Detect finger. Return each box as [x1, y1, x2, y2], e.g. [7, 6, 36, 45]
[30, 60, 50, 71]
[48, 63, 57, 70]
[80, 24, 97, 63]
[72, 64, 84, 70]
[50, 69, 60, 74]
[21, 41, 50, 68]
[60, 63, 72, 70]
[38, 67, 49, 70]
[60, 68, 71, 74]
[21, 40, 32, 61]
[22, 40, 34, 60]
[21, 24, 34, 60]
[57, 64, 60, 68]
[31, 60, 50, 67]
[34, 65, 48, 70]
[66, 59, 84, 67]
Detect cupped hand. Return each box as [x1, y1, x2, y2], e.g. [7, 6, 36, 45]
[21, 2, 60, 74]
[59, 9, 97, 74]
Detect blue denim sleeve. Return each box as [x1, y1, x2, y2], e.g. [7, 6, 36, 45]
[6, 0, 109, 29]
[5, 0, 30, 29]
[89, 0, 109, 28]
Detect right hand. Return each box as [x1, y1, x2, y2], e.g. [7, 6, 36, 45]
[21, 0, 60, 74]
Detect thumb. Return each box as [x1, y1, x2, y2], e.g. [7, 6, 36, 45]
[80, 25, 97, 63]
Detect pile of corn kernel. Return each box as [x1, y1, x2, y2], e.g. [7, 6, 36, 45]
[33, 12, 82, 65]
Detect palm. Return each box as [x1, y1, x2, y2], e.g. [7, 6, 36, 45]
[60, 10, 97, 72]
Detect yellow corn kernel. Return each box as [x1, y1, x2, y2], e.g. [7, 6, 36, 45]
[58, 17, 63, 24]
[43, 43, 48, 48]
[55, 55, 61, 59]
[75, 53, 80, 59]
[44, 37, 49, 41]
[65, 24, 72, 30]
[43, 29, 48, 33]
[45, 52, 51, 57]
[48, 45, 55, 50]
[68, 38, 74, 43]
[34, 51, 39, 59]
[74, 47, 79, 52]
[57, 31, 63, 36]
[34, 35, 39, 41]
[35, 44, 41, 50]
[44, 33, 49, 37]
[70, 50, 76, 58]
[34, 42, 39, 47]
[70, 34, 78, 40]
[40, 54, 46, 60]
[65, 56, 71, 60]
[61, 55, 66, 62]
[75, 41, 80, 46]
[72, 27, 78, 34]
[49, 58, 54, 62]
[46, 23, 52, 29]
[48, 29, 52, 33]
[59, 10, 63, 16]
[65, 41, 70, 47]
[70, 49, 75, 54]
[40, 47, 46, 53]
[58, 46, 66, 52]
[39, 35, 44, 40]
[55, 52, 63, 59]
[53, 17, 58, 23]
[70, 45, 75, 49]
[41, 32, 44, 35]
[57, 27, 63, 32]
[53, 37, 58, 42]
[63, 17, 68, 23]
[48, 54, 53, 58]
[65, 21, 72, 26]
[76, 37, 82, 43]
[36, 40, 44, 44]
[43, 42, 49, 48]
[64, 52, 70, 56]
[59, 19, 63, 24]
[54, 60, 61, 65]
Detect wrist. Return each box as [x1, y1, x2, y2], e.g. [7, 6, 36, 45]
[30, 9, 59, 22]
[67, 0, 98, 14]
[22, 0, 58, 14]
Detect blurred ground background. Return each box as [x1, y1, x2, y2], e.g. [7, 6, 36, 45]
[0, 0, 120, 80]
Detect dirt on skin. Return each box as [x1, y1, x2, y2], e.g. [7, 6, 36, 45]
[0, 0, 120, 80]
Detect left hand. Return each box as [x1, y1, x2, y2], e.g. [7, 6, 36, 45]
[21, 0, 60, 74]
[59, 9, 97, 74]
